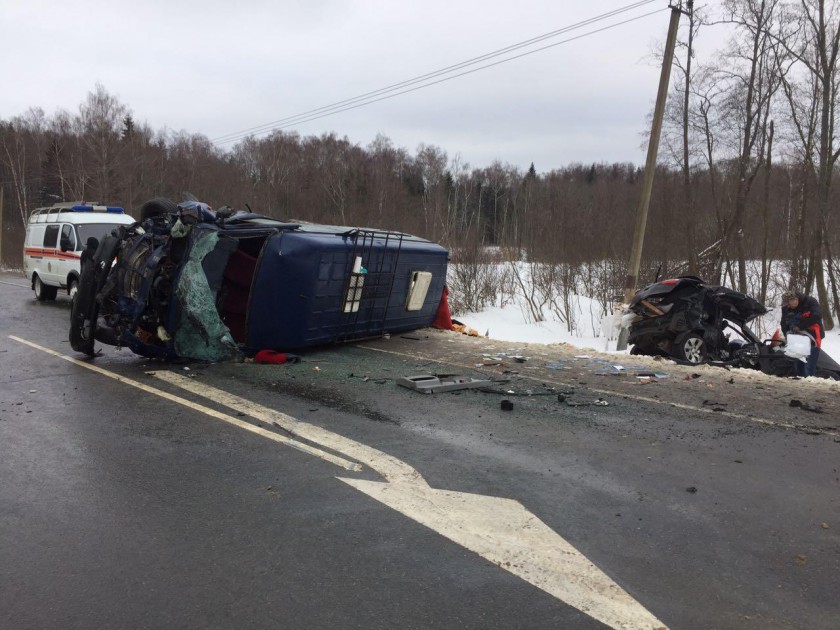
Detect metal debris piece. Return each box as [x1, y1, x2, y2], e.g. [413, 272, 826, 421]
[395, 374, 494, 394]
[789, 399, 824, 413]
[565, 398, 609, 407]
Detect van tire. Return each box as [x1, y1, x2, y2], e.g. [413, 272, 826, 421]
[69, 268, 97, 356]
[34, 275, 57, 301]
[139, 197, 178, 221]
[68, 278, 79, 312]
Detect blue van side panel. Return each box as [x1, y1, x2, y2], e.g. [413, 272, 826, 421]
[247, 231, 448, 350]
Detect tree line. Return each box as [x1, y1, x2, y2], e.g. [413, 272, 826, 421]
[2, 1, 840, 327]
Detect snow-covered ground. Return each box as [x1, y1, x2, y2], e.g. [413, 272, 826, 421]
[453, 264, 840, 361]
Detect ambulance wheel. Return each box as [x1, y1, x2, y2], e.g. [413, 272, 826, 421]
[34, 275, 57, 301]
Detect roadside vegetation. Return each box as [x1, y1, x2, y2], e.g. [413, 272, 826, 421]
[2, 1, 840, 328]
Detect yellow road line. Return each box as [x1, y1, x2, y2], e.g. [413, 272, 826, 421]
[8, 335, 362, 472]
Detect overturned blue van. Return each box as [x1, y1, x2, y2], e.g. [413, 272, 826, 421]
[69, 198, 449, 361]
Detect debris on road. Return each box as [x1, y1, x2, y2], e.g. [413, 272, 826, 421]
[395, 374, 494, 394]
[789, 399, 824, 413]
[452, 320, 480, 337]
[548, 357, 669, 382]
[564, 398, 609, 407]
[546, 362, 570, 370]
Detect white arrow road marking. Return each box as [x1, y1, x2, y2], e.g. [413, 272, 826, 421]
[151, 370, 668, 630]
[340, 478, 666, 630]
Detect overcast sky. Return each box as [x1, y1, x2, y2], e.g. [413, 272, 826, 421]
[1, 0, 731, 172]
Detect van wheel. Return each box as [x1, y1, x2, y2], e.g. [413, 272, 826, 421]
[68, 278, 79, 310]
[34, 275, 58, 302]
[139, 197, 179, 221]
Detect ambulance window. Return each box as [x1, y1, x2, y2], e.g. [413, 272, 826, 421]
[43, 225, 59, 248]
[77, 223, 123, 243]
[60, 224, 77, 251]
[28, 226, 45, 246]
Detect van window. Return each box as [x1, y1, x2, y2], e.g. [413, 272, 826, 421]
[26, 226, 45, 247]
[77, 223, 124, 244]
[60, 224, 77, 252]
[44, 225, 60, 248]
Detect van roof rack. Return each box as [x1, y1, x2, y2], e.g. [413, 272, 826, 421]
[29, 202, 125, 222]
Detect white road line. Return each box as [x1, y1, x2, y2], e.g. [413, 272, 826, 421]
[150, 370, 420, 484]
[0, 280, 29, 288]
[8, 335, 361, 472]
[153, 370, 668, 630]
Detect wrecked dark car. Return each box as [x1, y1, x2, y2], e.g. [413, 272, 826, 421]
[625, 276, 840, 379]
[70, 198, 449, 361]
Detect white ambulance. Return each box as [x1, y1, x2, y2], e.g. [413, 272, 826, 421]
[23, 202, 136, 301]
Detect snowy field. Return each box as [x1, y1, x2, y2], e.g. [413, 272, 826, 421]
[452, 263, 840, 362]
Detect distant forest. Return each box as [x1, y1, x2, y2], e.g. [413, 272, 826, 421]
[3, 1, 840, 327]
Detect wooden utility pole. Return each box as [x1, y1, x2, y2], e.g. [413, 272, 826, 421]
[617, 1, 690, 351]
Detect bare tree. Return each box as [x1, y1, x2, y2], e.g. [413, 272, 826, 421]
[786, 0, 840, 327]
[0, 108, 48, 225]
[415, 143, 448, 241]
[718, 0, 785, 293]
[662, 5, 704, 273]
[78, 84, 128, 201]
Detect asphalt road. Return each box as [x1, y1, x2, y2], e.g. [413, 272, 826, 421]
[1, 272, 838, 629]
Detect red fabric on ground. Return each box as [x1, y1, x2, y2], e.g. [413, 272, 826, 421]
[254, 349, 288, 364]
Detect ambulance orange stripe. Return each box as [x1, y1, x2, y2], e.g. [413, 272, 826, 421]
[24, 247, 80, 260]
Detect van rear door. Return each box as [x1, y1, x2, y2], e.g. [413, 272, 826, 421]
[41, 224, 61, 284]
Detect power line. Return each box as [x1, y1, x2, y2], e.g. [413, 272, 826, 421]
[213, 1, 663, 145]
[212, 0, 659, 144]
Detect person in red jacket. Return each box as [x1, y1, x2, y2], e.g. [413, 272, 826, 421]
[781, 290, 824, 377]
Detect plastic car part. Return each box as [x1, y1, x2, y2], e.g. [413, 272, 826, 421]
[395, 374, 494, 393]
